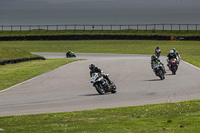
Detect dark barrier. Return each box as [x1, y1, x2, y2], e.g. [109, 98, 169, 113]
[0, 35, 199, 41]
[0, 35, 172, 41]
[176, 36, 200, 41]
[0, 57, 46, 65]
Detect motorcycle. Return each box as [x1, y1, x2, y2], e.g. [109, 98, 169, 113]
[90, 73, 117, 95]
[66, 51, 76, 58]
[155, 49, 161, 58]
[152, 62, 165, 80]
[168, 58, 179, 75]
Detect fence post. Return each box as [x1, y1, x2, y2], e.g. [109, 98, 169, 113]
[1, 23, 200, 32]
[162, 24, 164, 31]
[92, 25, 94, 30]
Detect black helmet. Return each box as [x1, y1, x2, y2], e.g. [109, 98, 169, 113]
[156, 46, 159, 49]
[89, 64, 95, 70]
[151, 55, 156, 60]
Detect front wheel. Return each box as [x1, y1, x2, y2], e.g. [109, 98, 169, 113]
[95, 83, 105, 95]
[110, 82, 117, 93]
[158, 70, 164, 80]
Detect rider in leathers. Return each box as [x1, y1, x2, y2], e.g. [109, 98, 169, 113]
[167, 50, 179, 66]
[89, 64, 111, 85]
[151, 55, 166, 74]
[155, 46, 161, 58]
[172, 48, 180, 59]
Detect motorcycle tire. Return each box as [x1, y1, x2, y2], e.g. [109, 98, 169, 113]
[158, 70, 164, 80]
[95, 83, 105, 95]
[172, 66, 177, 75]
[110, 82, 117, 93]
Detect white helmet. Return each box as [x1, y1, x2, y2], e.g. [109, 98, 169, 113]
[170, 50, 174, 54]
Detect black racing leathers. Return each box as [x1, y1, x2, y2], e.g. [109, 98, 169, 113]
[167, 53, 177, 61]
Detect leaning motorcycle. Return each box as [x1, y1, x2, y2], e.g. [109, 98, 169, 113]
[90, 73, 117, 95]
[66, 51, 76, 58]
[168, 58, 179, 75]
[152, 62, 165, 80]
[155, 49, 161, 58]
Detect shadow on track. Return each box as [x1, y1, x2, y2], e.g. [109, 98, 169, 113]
[79, 94, 101, 97]
[144, 79, 162, 81]
[79, 93, 114, 96]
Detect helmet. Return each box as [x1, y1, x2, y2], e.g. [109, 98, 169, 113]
[172, 48, 176, 52]
[151, 55, 156, 60]
[170, 50, 174, 54]
[89, 64, 95, 70]
[156, 46, 159, 49]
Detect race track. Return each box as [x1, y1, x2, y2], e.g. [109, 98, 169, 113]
[0, 53, 200, 116]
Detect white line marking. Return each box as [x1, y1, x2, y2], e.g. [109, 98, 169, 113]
[182, 60, 200, 70]
[0, 75, 40, 93]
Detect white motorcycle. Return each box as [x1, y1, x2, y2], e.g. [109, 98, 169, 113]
[152, 62, 165, 80]
[90, 73, 117, 95]
[155, 49, 161, 58]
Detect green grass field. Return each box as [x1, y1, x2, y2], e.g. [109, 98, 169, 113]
[0, 29, 200, 37]
[0, 40, 200, 67]
[0, 100, 200, 132]
[0, 40, 199, 132]
[0, 47, 41, 61]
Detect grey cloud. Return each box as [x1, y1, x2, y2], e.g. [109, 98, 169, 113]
[0, 0, 199, 11]
[27, 0, 117, 4]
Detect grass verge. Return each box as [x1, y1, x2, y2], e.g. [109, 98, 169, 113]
[0, 100, 200, 132]
[0, 47, 41, 61]
[0, 59, 80, 91]
[0, 29, 200, 36]
[0, 40, 199, 67]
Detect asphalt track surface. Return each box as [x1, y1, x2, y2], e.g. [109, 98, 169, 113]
[0, 53, 200, 116]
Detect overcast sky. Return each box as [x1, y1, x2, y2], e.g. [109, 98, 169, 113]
[1, 0, 200, 10]
[0, 0, 200, 25]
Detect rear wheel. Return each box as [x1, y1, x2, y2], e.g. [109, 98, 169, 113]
[172, 66, 177, 75]
[95, 83, 105, 95]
